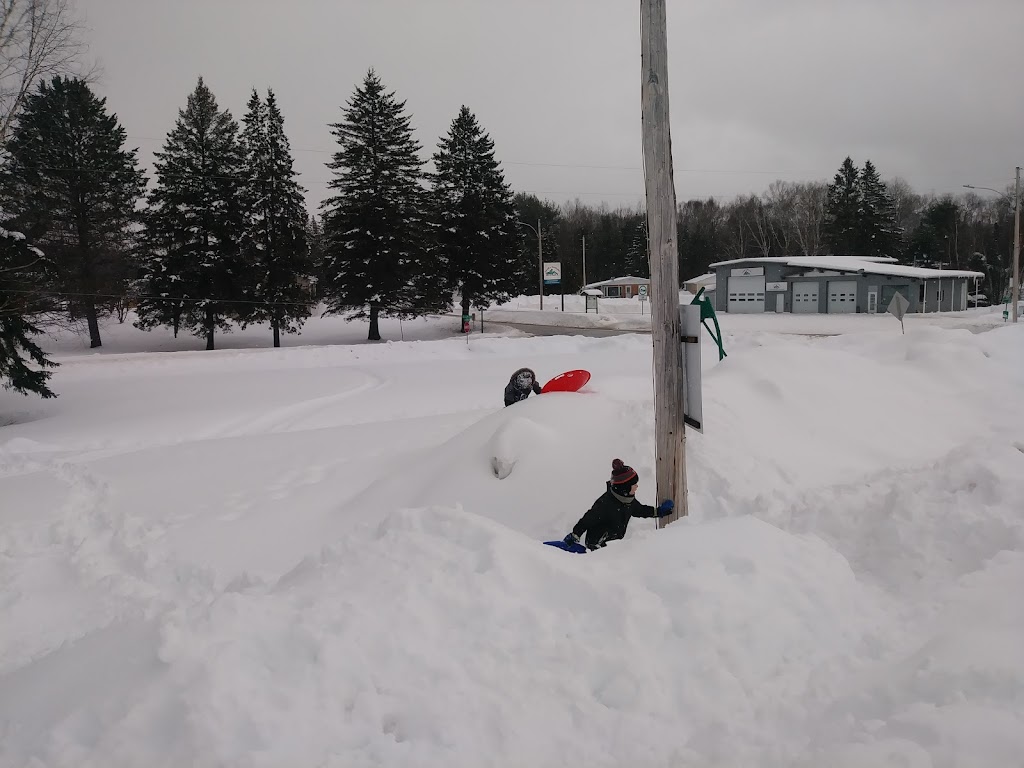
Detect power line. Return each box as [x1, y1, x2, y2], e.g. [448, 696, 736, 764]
[120, 135, 1009, 185]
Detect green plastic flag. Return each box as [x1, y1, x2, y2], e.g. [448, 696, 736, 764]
[691, 287, 727, 361]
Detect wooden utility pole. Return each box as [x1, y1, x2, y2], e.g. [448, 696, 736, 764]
[641, 0, 687, 524]
[582, 235, 587, 287]
[538, 218, 544, 311]
[1013, 166, 1020, 323]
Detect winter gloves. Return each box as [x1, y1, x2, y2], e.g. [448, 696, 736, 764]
[563, 532, 580, 547]
[657, 500, 674, 517]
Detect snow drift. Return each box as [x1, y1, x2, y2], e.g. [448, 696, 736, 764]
[1, 317, 1022, 767]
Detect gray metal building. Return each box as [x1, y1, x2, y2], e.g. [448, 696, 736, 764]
[711, 256, 984, 315]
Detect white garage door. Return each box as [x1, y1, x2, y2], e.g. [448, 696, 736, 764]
[792, 282, 819, 313]
[827, 280, 857, 314]
[727, 275, 765, 313]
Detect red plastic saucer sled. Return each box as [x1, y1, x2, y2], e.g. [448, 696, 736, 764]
[541, 369, 591, 394]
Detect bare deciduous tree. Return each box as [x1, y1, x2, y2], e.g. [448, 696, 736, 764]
[791, 181, 827, 257]
[886, 176, 923, 237]
[763, 180, 798, 254]
[734, 195, 773, 258]
[0, 0, 90, 144]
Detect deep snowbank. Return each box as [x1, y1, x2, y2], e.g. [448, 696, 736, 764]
[1, 318, 1022, 766]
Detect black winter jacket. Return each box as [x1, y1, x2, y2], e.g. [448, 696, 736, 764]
[504, 368, 542, 406]
[571, 482, 660, 550]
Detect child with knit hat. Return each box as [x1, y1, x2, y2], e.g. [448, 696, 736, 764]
[503, 367, 542, 407]
[562, 459, 674, 551]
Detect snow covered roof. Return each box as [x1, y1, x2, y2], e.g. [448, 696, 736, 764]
[683, 273, 716, 290]
[709, 256, 983, 280]
[583, 276, 651, 288]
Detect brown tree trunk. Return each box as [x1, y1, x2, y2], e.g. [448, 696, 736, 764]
[368, 303, 381, 341]
[84, 301, 102, 348]
[205, 307, 215, 350]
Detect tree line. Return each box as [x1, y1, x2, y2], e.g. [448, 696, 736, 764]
[2, 64, 1017, 400]
[1, 69, 527, 396]
[528, 157, 1015, 306]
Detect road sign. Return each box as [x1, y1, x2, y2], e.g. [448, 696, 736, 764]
[679, 304, 703, 432]
[887, 292, 910, 334]
[543, 261, 561, 285]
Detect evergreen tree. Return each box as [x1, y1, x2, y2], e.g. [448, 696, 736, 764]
[678, 199, 726, 279]
[625, 219, 649, 277]
[238, 89, 313, 347]
[823, 157, 861, 254]
[857, 160, 901, 258]
[321, 70, 443, 341]
[137, 77, 245, 350]
[306, 213, 326, 281]
[431, 106, 519, 326]
[0, 225, 56, 397]
[909, 197, 961, 269]
[0, 76, 145, 348]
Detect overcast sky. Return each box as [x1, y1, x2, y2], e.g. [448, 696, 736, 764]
[80, 0, 1024, 212]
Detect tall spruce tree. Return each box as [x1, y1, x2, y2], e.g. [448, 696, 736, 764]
[0, 77, 145, 348]
[321, 69, 445, 341]
[431, 106, 519, 326]
[238, 89, 312, 347]
[306, 214, 326, 281]
[625, 219, 649, 277]
[0, 225, 56, 397]
[857, 160, 901, 258]
[823, 157, 861, 254]
[137, 77, 245, 350]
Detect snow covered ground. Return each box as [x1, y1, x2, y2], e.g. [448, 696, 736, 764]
[36, 307, 474, 354]
[1, 311, 1023, 767]
[487, 293, 1011, 335]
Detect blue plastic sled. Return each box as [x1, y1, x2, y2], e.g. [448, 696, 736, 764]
[543, 540, 587, 554]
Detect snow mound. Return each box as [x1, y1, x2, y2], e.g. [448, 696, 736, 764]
[346, 391, 654, 538]
[0, 507, 887, 768]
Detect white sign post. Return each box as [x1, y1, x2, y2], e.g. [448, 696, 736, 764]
[543, 262, 561, 285]
[679, 303, 703, 433]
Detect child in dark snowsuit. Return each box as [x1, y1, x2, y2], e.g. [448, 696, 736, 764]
[504, 367, 542, 407]
[563, 459, 674, 550]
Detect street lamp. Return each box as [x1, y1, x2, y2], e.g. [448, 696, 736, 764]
[962, 184, 1003, 196]
[963, 173, 1021, 323]
[516, 219, 543, 311]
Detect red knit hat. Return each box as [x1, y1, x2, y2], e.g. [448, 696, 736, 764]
[610, 459, 638, 492]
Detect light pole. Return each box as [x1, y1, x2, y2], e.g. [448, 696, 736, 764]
[962, 184, 1002, 196]
[964, 173, 1020, 322]
[517, 219, 543, 311]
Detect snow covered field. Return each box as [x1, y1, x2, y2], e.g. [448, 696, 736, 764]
[488, 293, 1011, 336]
[2, 311, 1023, 767]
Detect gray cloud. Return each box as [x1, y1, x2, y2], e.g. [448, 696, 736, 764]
[81, 0, 1024, 210]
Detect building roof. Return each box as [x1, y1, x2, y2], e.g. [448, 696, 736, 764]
[710, 255, 983, 280]
[583, 276, 651, 288]
[683, 273, 716, 286]
[682, 273, 716, 293]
